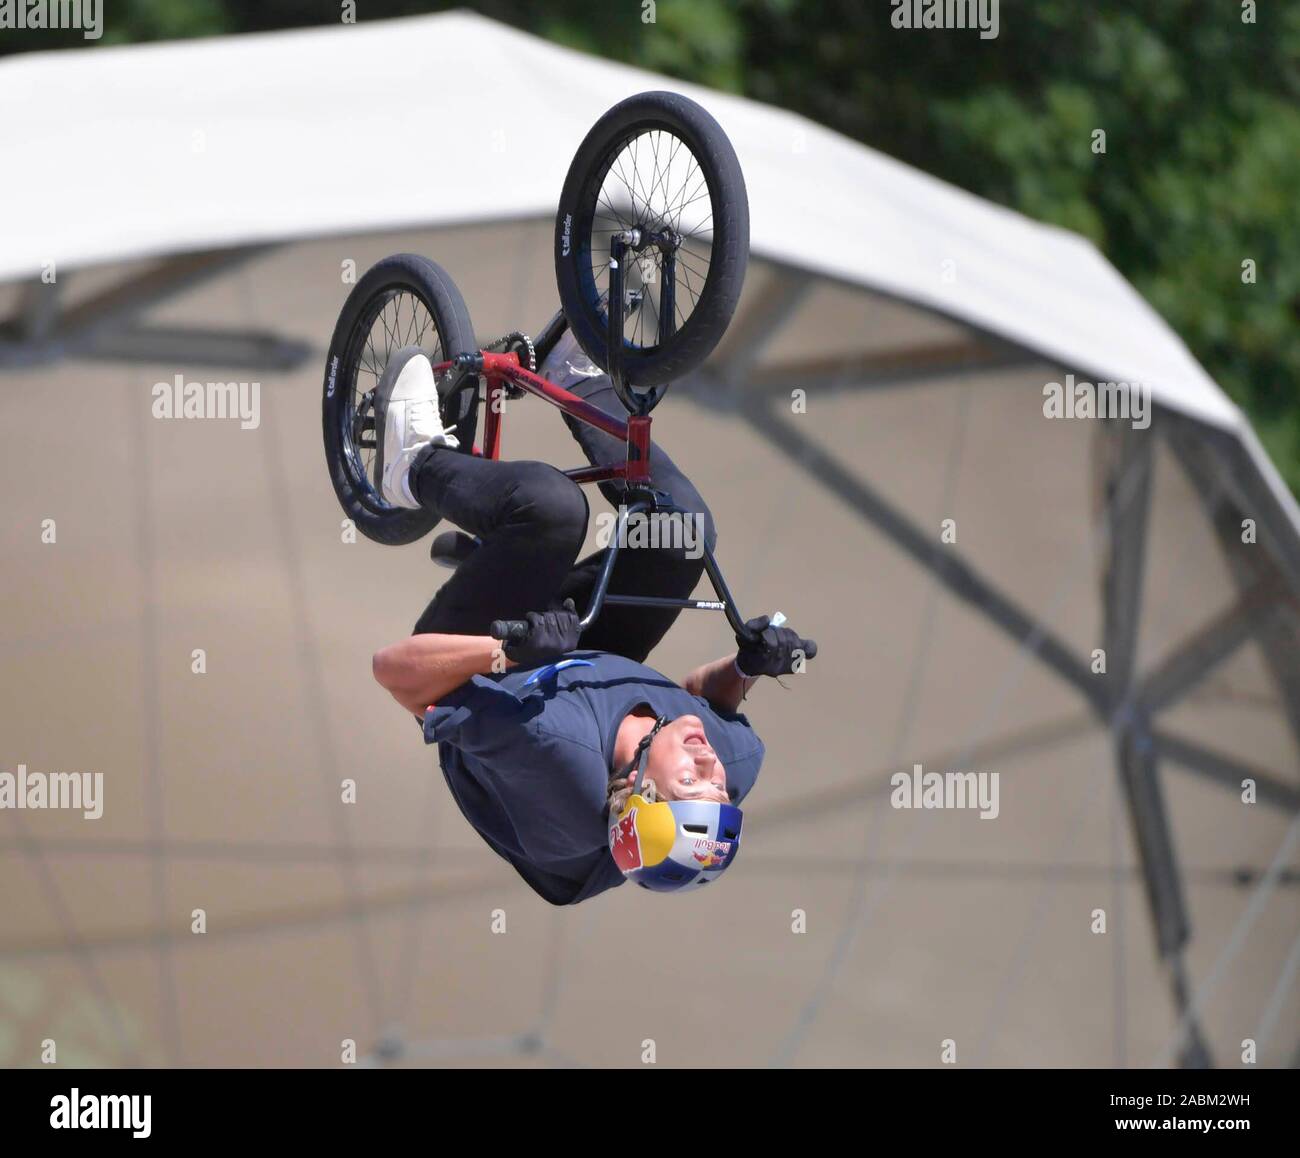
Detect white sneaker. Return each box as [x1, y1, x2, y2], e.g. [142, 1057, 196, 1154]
[378, 347, 460, 509]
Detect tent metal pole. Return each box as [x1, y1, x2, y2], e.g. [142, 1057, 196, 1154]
[1223, 432, 1300, 593]
[1151, 729, 1300, 812]
[16, 275, 62, 341]
[731, 390, 1104, 710]
[60, 247, 274, 341]
[0, 244, 310, 370]
[743, 340, 1040, 396]
[1098, 420, 1212, 1067]
[1134, 579, 1279, 714]
[1163, 413, 1300, 762]
[83, 323, 312, 371]
[715, 267, 814, 387]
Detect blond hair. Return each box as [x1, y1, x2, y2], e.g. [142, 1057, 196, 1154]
[606, 770, 662, 818]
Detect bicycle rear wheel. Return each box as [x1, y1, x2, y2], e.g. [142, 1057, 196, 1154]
[555, 91, 749, 395]
[322, 254, 478, 545]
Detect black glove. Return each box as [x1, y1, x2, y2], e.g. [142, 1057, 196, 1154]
[504, 599, 582, 668]
[735, 616, 818, 678]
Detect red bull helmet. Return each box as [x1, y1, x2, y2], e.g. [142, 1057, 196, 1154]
[607, 716, 744, 892]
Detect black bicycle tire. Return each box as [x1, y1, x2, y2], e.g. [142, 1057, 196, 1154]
[322, 253, 478, 546]
[554, 90, 749, 393]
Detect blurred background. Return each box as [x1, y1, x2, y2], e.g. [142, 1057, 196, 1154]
[5, 0, 1299, 493]
[0, 3, 1296, 1068]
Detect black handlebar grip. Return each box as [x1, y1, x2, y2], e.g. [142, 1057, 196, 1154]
[490, 619, 530, 644]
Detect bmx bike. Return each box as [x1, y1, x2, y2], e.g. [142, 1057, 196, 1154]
[322, 91, 759, 644]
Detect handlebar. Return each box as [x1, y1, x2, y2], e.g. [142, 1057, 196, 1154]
[490, 619, 530, 644]
[491, 610, 784, 649]
[733, 610, 786, 645]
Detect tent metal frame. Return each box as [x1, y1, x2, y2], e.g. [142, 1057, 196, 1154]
[2, 250, 1295, 1069]
[692, 267, 1300, 1068]
[0, 246, 313, 371]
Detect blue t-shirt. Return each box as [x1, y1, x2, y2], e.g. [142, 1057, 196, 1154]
[422, 650, 765, 905]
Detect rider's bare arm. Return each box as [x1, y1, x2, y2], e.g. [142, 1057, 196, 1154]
[373, 634, 513, 718]
[682, 654, 756, 715]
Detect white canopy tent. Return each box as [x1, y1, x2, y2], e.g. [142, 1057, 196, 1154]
[0, 12, 1267, 428]
[3, 11, 1296, 573]
[0, 12, 1295, 1068]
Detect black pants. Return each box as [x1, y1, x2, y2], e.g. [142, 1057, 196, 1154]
[409, 374, 716, 664]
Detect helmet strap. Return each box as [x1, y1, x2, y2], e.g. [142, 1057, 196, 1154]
[625, 714, 669, 797]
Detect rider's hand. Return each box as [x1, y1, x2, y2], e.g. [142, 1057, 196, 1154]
[504, 599, 583, 668]
[735, 616, 818, 678]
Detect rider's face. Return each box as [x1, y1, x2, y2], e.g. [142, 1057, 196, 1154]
[639, 715, 729, 804]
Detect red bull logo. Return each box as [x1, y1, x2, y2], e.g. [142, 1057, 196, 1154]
[692, 838, 733, 869]
[610, 809, 643, 871]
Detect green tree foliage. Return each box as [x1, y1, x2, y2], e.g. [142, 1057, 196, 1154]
[3, 0, 1295, 488]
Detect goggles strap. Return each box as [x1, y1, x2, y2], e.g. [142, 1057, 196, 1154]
[626, 714, 669, 797]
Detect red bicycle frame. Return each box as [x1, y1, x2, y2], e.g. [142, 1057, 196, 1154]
[430, 349, 757, 642]
[479, 350, 652, 483]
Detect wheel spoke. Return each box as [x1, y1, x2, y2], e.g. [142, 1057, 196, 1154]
[589, 128, 715, 351]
